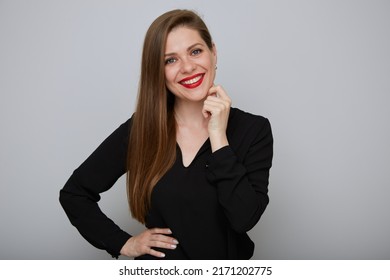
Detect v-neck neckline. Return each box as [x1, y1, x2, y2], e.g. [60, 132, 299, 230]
[176, 138, 210, 168]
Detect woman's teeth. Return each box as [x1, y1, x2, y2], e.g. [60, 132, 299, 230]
[181, 75, 202, 85]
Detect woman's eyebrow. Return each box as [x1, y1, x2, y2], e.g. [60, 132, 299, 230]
[165, 43, 204, 57]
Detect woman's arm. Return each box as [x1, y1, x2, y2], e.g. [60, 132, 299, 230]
[206, 117, 273, 233]
[59, 119, 131, 258]
[59, 118, 179, 258]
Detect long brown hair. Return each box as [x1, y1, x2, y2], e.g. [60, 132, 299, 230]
[126, 9, 214, 224]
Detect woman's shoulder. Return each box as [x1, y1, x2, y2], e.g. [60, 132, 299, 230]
[227, 107, 272, 156]
[229, 107, 270, 130]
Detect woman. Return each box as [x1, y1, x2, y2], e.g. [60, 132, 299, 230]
[60, 9, 273, 260]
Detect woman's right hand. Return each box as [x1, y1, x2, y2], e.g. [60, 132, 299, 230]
[120, 228, 179, 258]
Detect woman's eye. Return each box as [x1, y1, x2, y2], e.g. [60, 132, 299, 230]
[192, 49, 202, 55]
[165, 58, 176, 65]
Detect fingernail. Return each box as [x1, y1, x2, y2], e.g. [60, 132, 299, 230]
[167, 229, 172, 234]
[171, 244, 177, 249]
[173, 239, 179, 244]
[160, 253, 165, 258]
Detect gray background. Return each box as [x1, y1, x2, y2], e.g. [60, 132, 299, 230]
[1, 0, 389, 259]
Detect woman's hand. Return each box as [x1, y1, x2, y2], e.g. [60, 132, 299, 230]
[120, 228, 179, 258]
[202, 85, 232, 152]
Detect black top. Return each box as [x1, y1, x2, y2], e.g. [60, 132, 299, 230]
[59, 107, 273, 259]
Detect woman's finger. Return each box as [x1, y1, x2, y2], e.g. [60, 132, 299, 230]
[208, 85, 231, 102]
[150, 234, 178, 244]
[149, 240, 177, 249]
[148, 248, 166, 258]
[149, 228, 172, 235]
[204, 97, 230, 110]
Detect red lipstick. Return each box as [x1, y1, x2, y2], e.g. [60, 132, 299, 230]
[179, 73, 204, 89]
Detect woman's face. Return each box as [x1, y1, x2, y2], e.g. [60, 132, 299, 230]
[164, 26, 217, 103]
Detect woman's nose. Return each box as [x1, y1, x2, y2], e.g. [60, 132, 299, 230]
[180, 58, 195, 73]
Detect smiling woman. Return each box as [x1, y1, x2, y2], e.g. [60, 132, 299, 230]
[164, 27, 216, 99]
[59, 9, 273, 260]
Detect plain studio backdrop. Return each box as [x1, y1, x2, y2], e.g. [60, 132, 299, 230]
[0, 0, 389, 260]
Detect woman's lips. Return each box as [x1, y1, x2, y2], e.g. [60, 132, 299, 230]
[179, 73, 205, 89]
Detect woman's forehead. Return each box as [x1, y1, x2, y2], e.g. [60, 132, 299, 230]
[165, 27, 204, 52]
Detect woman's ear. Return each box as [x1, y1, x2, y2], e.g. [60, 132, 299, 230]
[212, 43, 217, 66]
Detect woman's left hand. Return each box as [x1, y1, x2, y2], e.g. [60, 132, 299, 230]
[202, 85, 232, 152]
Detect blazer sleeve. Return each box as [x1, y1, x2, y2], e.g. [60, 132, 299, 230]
[206, 117, 273, 233]
[59, 118, 132, 258]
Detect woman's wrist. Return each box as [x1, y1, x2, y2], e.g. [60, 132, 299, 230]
[209, 132, 229, 152]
